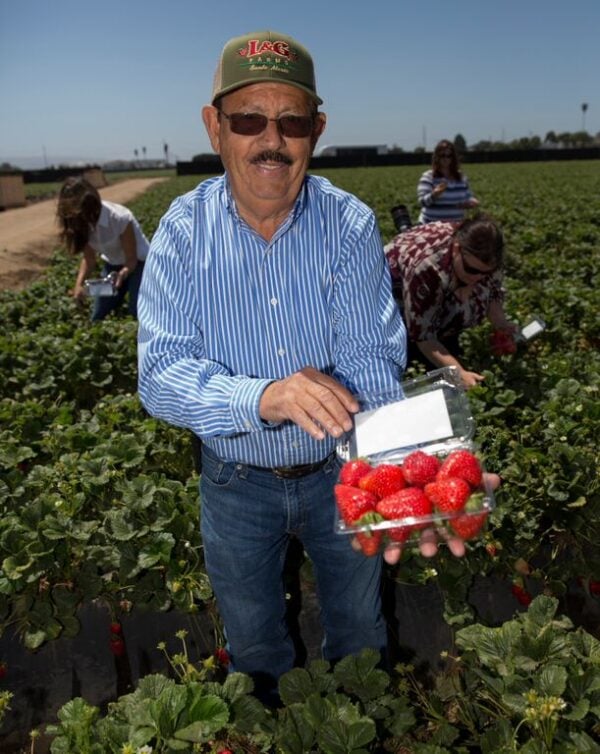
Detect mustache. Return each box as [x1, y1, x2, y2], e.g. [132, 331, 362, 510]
[251, 150, 292, 165]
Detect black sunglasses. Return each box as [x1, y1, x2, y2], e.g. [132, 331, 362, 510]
[218, 110, 315, 138]
[461, 253, 497, 277]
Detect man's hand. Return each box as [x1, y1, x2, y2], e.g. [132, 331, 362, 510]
[259, 367, 359, 440]
[381, 472, 501, 565]
[459, 368, 485, 390]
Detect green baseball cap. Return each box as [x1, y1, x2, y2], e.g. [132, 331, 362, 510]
[211, 30, 322, 105]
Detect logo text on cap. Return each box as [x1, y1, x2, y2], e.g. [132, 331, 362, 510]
[238, 40, 297, 61]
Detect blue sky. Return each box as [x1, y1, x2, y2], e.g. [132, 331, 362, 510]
[1, 0, 598, 168]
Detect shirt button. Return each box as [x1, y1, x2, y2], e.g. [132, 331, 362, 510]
[270, 297, 278, 306]
[278, 348, 286, 356]
[244, 420, 252, 429]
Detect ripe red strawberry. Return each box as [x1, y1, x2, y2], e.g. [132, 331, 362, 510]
[339, 458, 372, 487]
[490, 329, 517, 356]
[425, 477, 471, 514]
[589, 580, 600, 596]
[359, 464, 406, 499]
[334, 485, 378, 526]
[110, 638, 126, 657]
[356, 529, 384, 556]
[214, 647, 230, 666]
[401, 450, 441, 487]
[0, 662, 6, 680]
[449, 511, 488, 540]
[376, 487, 433, 541]
[110, 621, 122, 635]
[511, 583, 533, 606]
[437, 449, 482, 488]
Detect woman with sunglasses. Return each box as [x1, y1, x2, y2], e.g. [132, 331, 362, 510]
[384, 215, 517, 389]
[417, 140, 479, 224]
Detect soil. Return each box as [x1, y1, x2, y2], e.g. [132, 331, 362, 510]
[0, 178, 168, 292]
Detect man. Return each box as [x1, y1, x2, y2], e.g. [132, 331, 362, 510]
[137, 30, 491, 704]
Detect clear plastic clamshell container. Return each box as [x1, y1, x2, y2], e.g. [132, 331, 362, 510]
[85, 275, 117, 297]
[334, 367, 495, 548]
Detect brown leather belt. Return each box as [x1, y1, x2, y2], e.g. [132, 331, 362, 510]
[248, 454, 334, 479]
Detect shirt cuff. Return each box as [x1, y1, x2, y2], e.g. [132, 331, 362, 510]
[230, 377, 277, 432]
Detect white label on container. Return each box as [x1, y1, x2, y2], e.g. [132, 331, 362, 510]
[521, 319, 545, 339]
[354, 390, 453, 457]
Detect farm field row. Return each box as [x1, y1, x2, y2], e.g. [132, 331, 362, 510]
[0, 160, 599, 751]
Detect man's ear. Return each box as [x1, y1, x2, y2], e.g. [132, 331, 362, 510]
[202, 105, 221, 154]
[310, 112, 326, 151]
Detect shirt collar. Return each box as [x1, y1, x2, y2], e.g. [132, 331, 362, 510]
[222, 173, 308, 232]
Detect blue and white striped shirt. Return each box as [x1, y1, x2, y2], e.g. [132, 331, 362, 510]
[417, 169, 474, 224]
[137, 173, 407, 467]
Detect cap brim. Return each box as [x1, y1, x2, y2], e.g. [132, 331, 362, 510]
[212, 78, 323, 106]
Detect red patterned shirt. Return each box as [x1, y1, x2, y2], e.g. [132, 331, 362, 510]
[384, 222, 505, 342]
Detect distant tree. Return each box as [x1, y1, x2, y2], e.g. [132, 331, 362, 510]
[557, 132, 572, 147]
[0, 161, 21, 173]
[142, 146, 147, 159]
[453, 134, 467, 153]
[414, 146, 426, 153]
[134, 149, 139, 158]
[572, 130, 593, 146]
[544, 131, 558, 144]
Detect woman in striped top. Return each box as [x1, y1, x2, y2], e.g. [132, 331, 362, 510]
[417, 140, 479, 224]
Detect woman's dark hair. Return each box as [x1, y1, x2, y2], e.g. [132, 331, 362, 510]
[431, 139, 462, 181]
[56, 177, 102, 253]
[454, 214, 504, 267]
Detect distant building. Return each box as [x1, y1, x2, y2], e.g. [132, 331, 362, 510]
[316, 144, 389, 158]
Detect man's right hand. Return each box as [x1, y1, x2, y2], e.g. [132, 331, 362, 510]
[259, 367, 359, 441]
[459, 368, 485, 390]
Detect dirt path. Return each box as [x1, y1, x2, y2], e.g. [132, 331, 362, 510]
[0, 178, 168, 292]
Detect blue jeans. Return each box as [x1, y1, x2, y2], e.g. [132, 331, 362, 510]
[91, 261, 144, 321]
[200, 445, 386, 703]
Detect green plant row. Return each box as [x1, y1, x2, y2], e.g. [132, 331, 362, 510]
[1, 163, 599, 649]
[10, 597, 595, 753]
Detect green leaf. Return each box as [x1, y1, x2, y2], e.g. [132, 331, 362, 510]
[535, 664, 567, 696]
[276, 704, 317, 754]
[279, 667, 318, 705]
[104, 509, 138, 541]
[333, 649, 389, 701]
[174, 695, 229, 741]
[567, 730, 600, 753]
[563, 697, 590, 721]
[220, 671, 254, 702]
[23, 628, 47, 650]
[316, 716, 376, 754]
[137, 533, 175, 569]
[229, 694, 269, 733]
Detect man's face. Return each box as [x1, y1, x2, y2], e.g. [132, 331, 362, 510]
[202, 83, 326, 216]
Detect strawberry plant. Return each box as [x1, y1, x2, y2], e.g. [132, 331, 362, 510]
[1, 163, 600, 751]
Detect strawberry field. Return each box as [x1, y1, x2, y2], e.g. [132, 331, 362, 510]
[1, 161, 599, 752]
